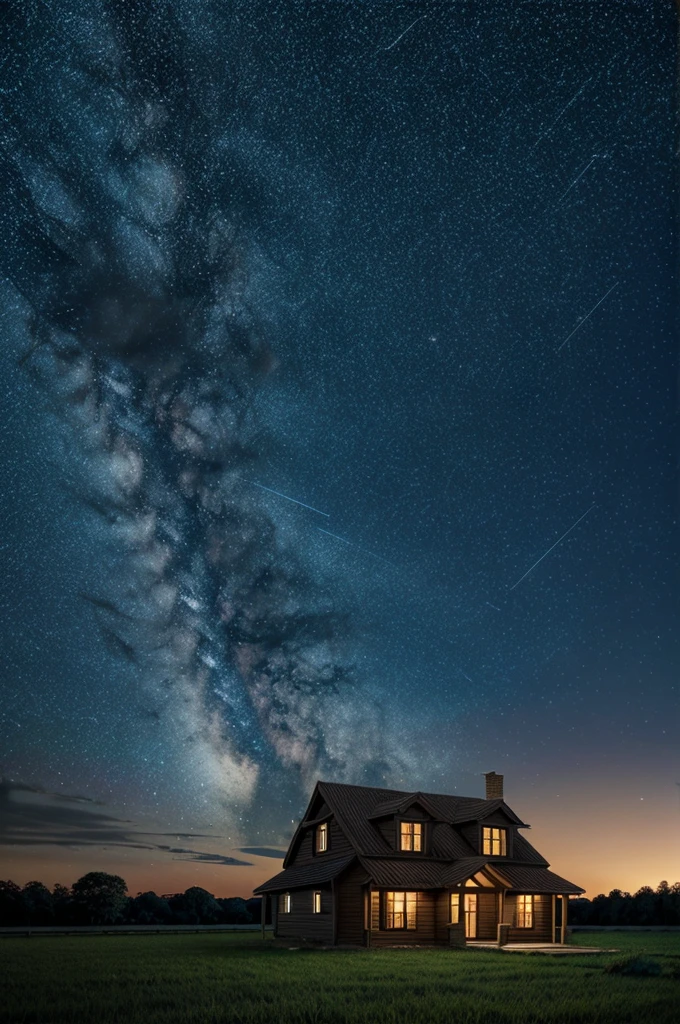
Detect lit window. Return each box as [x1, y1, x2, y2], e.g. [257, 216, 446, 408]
[313, 891, 322, 914]
[450, 893, 460, 924]
[400, 821, 423, 851]
[385, 891, 417, 930]
[516, 894, 533, 928]
[280, 893, 291, 914]
[482, 826, 507, 856]
[315, 822, 328, 853]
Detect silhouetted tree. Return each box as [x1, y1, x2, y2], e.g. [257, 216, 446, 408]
[168, 886, 221, 924]
[218, 897, 252, 924]
[71, 872, 127, 925]
[51, 883, 73, 925]
[21, 882, 54, 925]
[128, 891, 173, 924]
[568, 882, 680, 927]
[0, 881, 27, 925]
[245, 897, 262, 923]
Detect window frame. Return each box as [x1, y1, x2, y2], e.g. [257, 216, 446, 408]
[399, 819, 424, 853]
[516, 894, 534, 929]
[315, 821, 329, 854]
[481, 825, 507, 856]
[313, 891, 322, 914]
[450, 893, 460, 924]
[280, 892, 291, 914]
[383, 890, 417, 930]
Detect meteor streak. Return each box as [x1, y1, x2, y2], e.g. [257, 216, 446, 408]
[252, 482, 330, 517]
[316, 527, 397, 567]
[557, 282, 619, 352]
[383, 16, 425, 52]
[556, 155, 598, 204]
[509, 503, 596, 590]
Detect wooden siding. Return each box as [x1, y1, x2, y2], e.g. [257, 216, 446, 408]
[275, 886, 333, 944]
[477, 892, 498, 940]
[434, 890, 451, 943]
[289, 818, 354, 867]
[505, 893, 552, 943]
[368, 890, 444, 947]
[335, 863, 368, 946]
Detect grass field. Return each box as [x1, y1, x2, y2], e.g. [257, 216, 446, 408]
[1, 931, 679, 1024]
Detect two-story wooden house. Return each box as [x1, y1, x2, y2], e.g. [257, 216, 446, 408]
[254, 773, 583, 947]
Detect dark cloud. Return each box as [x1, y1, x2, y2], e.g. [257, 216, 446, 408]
[0, 780, 251, 866]
[156, 845, 252, 866]
[238, 847, 286, 859]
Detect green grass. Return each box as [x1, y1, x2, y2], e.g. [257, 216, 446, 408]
[1, 932, 679, 1024]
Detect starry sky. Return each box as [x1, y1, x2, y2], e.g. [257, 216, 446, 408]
[0, 0, 678, 899]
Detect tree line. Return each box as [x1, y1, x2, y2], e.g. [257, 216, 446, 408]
[3, 874, 679, 928]
[568, 881, 680, 927]
[0, 873, 263, 927]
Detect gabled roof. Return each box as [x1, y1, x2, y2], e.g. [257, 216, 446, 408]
[257, 781, 581, 896]
[439, 857, 490, 887]
[254, 854, 356, 894]
[315, 781, 528, 856]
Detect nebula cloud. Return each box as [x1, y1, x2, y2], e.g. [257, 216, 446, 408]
[1, 2, 395, 834]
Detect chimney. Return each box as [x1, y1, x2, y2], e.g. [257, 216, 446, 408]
[484, 772, 504, 800]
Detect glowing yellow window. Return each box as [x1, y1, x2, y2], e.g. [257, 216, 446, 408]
[280, 893, 291, 914]
[400, 821, 422, 851]
[385, 891, 417, 930]
[313, 891, 322, 914]
[516, 894, 533, 928]
[450, 893, 460, 924]
[315, 822, 328, 853]
[482, 826, 507, 856]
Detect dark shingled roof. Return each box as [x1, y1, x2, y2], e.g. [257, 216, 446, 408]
[255, 781, 582, 896]
[315, 781, 527, 855]
[492, 865, 585, 895]
[358, 857, 449, 889]
[253, 854, 355, 893]
[512, 832, 549, 866]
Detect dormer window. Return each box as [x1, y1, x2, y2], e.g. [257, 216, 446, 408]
[399, 821, 422, 852]
[315, 821, 328, 853]
[482, 826, 507, 856]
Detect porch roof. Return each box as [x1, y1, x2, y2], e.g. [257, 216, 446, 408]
[253, 854, 356, 894]
[359, 856, 447, 889]
[493, 864, 585, 895]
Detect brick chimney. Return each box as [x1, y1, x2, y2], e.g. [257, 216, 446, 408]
[484, 772, 504, 800]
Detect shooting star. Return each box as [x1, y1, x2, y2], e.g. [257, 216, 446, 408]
[486, 602, 502, 612]
[509, 503, 596, 591]
[383, 15, 425, 52]
[251, 482, 329, 517]
[316, 527, 397, 568]
[530, 78, 591, 151]
[557, 282, 619, 352]
[556, 155, 598, 204]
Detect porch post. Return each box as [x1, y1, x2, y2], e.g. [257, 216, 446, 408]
[560, 895, 568, 945]
[363, 886, 370, 948]
[551, 894, 556, 943]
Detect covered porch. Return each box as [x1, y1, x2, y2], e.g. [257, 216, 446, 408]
[363, 861, 576, 947]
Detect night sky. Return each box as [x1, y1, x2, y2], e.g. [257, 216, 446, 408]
[1, 0, 678, 899]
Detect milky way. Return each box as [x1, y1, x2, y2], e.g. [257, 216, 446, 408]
[0, 1, 677, 850]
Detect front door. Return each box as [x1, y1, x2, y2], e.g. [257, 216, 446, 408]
[465, 894, 478, 938]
